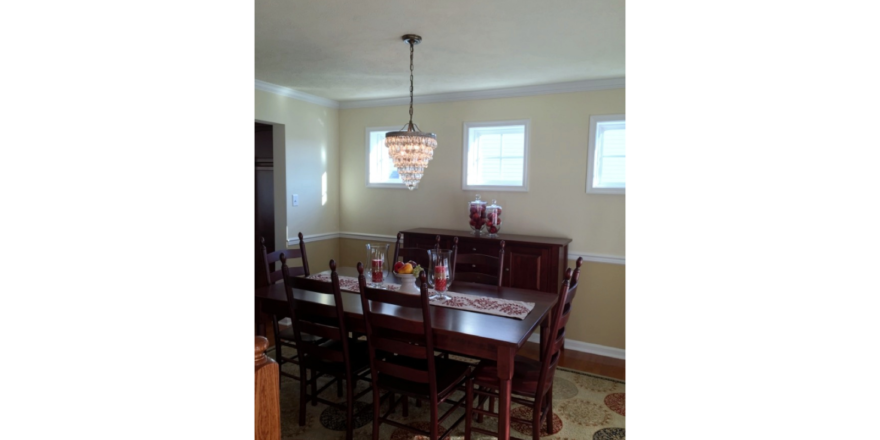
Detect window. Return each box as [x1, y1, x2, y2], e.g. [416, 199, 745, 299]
[365, 126, 406, 188]
[462, 120, 529, 191]
[587, 114, 626, 194]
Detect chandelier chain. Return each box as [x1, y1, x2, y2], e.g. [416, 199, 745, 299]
[409, 40, 414, 124]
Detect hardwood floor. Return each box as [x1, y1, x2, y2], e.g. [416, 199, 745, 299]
[262, 317, 625, 381]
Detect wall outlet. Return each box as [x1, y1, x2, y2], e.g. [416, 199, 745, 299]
[292, 194, 299, 207]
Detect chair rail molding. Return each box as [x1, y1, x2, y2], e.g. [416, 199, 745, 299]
[527, 334, 625, 360]
[287, 231, 398, 246]
[289, 233, 624, 264]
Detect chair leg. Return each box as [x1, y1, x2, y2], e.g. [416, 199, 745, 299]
[271, 315, 282, 384]
[475, 386, 484, 424]
[371, 385, 381, 440]
[298, 363, 307, 426]
[311, 369, 318, 406]
[337, 377, 343, 398]
[346, 375, 354, 440]
[465, 378, 473, 440]
[545, 387, 554, 436]
[402, 395, 409, 418]
[532, 399, 542, 440]
[430, 401, 439, 440]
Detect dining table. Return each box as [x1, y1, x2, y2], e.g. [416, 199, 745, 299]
[254, 267, 558, 440]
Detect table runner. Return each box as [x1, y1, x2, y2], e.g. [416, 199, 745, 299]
[305, 274, 535, 320]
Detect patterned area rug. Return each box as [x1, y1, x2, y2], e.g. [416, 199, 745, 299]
[267, 347, 625, 439]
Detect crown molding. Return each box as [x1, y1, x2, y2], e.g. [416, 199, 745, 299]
[256, 77, 625, 110]
[339, 77, 626, 109]
[255, 80, 340, 109]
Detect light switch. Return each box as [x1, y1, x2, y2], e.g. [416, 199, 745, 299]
[292, 194, 299, 207]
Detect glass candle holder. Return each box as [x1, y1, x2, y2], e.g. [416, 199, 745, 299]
[366, 243, 389, 287]
[427, 248, 453, 301]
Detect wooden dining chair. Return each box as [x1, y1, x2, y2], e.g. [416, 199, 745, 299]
[356, 263, 471, 440]
[392, 232, 441, 268]
[260, 233, 311, 382]
[452, 239, 505, 286]
[464, 267, 575, 440]
[281, 258, 372, 440]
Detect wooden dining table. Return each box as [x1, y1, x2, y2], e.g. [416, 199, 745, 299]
[254, 267, 558, 440]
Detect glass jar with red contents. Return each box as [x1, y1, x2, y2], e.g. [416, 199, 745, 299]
[468, 194, 487, 235]
[485, 199, 502, 237]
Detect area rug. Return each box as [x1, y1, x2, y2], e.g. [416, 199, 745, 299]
[267, 347, 625, 439]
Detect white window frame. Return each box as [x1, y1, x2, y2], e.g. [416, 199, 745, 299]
[365, 126, 408, 189]
[462, 120, 530, 192]
[587, 114, 626, 195]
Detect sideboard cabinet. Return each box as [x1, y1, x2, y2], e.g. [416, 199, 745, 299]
[400, 228, 571, 294]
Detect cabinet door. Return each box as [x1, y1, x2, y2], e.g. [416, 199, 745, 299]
[505, 245, 552, 292]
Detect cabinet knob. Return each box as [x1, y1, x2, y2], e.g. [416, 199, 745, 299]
[505, 268, 509, 272]
[472, 248, 477, 251]
[472, 264, 476, 268]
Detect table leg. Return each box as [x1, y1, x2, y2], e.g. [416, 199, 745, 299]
[496, 345, 515, 440]
[255, 299, 265, 336]
[539, 316, 549, 360]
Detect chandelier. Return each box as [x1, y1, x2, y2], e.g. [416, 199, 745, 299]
[384, 34, 437, 190]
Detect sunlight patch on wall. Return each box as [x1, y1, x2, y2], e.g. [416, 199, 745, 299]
[322, 172, 328, 206]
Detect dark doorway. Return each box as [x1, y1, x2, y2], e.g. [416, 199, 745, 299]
[255, 122, 275, 287]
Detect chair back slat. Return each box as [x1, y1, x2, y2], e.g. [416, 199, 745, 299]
[365, 310, 428, 335]
[289, 300, 339, 320]
[374, 359, 430, 383]
[294, 320, 343, 341]
[451, 240, 505, 287]
[362, 288, 425, 310]
[297, 341, 345, 364]
[392, 232, 441, 268]
[372, 337, 429, 360]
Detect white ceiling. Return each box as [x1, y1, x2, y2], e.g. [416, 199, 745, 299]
[255, 0, 625, 103]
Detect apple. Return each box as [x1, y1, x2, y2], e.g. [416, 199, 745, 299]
[393, 261, 405, 273]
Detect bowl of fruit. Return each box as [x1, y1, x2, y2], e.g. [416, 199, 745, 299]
[392, 260, 423, 294]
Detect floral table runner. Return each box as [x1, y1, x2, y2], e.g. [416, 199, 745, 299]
[305, 274, 535, 320]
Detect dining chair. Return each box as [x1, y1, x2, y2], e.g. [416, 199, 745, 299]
[464, 267, 575, 440]
[356, 263, 471, 440]
[557, 257, 583, 353]
[259, 233, 310, 382]
[281, 258, 372, 440]
[392, 232, 441, 269]
[451, 239, 505, 286]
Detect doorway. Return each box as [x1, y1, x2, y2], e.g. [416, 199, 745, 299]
[255, 122, 275, 286]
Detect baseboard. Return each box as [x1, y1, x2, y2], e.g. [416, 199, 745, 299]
[527, 334, 625, 360]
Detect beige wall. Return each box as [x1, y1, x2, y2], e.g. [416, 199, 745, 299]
[255, 89, 341, 255]
[338, 89, 625, 256]
[256, 87, 625, 351]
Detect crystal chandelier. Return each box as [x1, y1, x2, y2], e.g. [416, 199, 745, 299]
[384, 34, 437, 190]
